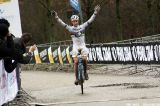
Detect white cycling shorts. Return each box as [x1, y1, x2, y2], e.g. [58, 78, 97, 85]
[72, 46, 89, 58]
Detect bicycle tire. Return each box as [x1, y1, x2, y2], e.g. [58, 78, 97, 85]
[80, 74, 84, 94]
[77, 57, 84, 94]
[81, 81, 83, 94]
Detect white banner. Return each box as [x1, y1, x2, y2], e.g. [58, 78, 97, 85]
[0, 60, 18, 106]
[0, 0, 22, 37]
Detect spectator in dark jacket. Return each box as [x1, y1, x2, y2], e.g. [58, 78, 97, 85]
[0, 24, 17, 73]
[13, 33, 36, 91]
[14, 33, 36, 64]
[0, 24, 15, 58]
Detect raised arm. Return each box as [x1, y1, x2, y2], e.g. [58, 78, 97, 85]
[81, 5, 101, 28]
[51, 11, 70, 30]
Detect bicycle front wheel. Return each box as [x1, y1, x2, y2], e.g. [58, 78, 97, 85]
[80, 73, 84, 94]
[80, 81, 83, 94]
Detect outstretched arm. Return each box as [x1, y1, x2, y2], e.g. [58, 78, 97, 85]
[51, 11, 70, 30]
[82, 5, 101, 28]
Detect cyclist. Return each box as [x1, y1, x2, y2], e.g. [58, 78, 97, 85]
[52, 5, 101, 85]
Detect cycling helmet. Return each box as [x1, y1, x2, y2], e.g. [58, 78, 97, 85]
[70, 15, 79, 21]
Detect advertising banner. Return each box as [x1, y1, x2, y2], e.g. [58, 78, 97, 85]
[69, 0, 80, 12]
[32, 42, 160, 64]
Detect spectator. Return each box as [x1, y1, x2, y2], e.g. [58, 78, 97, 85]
[0, 18, 35, 90]
[14, 33, 36, 64]
[13, 33, 36, 91]
[0, 24, 15, 58]
[0, 18, 15, 37]
[0, 24, 17, 73]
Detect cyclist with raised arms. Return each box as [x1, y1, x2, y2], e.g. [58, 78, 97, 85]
[52, 5, 101, 85]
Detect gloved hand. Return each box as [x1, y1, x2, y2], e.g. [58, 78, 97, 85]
[94, 5, 101, 15]
[50, 10, 58, 18]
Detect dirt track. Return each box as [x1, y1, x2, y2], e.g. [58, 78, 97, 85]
[21, 71, 160, 106]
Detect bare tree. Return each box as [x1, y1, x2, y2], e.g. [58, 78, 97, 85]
[116, 0, 123, 40]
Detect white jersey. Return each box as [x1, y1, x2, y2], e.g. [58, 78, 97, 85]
[55, 13, 97, 49]
[67, 25, 87, 49]
[71, 33, 85, 49]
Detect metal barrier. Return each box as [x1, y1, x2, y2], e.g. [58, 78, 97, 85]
[33, 33, 160, 76]
[105, 33, 160, 77]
